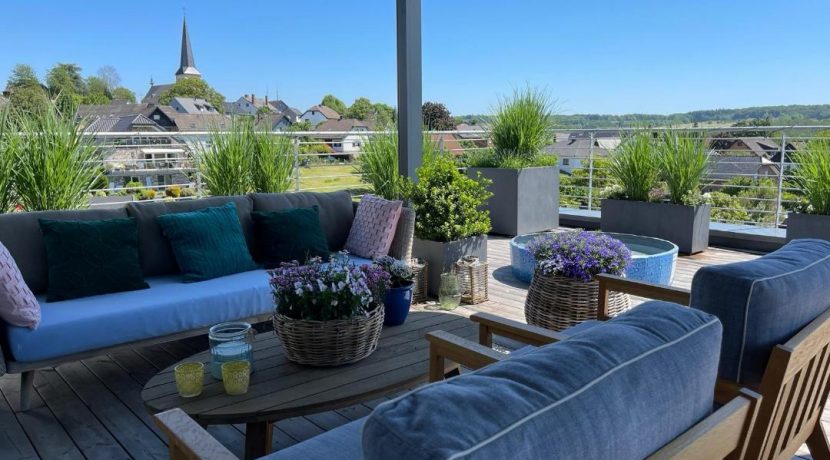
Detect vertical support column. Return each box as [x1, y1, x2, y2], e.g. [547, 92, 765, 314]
[587, 132, 595, 211]
[397, 0, 423, 181]
[293, 137, 301, 192]
[774, 133, 786, 228]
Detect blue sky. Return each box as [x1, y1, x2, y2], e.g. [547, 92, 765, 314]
[1, 0, 827, 115]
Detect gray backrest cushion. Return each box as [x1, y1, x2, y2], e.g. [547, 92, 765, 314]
[0, 208, 129, 294]
[126, 196, 254, 277]
[691, 238, 830, 386]
[363, 302, 722, 460]
[250, 191, 354, 251]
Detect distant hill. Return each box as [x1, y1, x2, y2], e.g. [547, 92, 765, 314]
[458, 104, 830, 129]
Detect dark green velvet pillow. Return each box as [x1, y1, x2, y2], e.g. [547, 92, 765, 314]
[252, 206, 330, 268]
[39, 217, 149, 302]
[156, 202, 258, 282]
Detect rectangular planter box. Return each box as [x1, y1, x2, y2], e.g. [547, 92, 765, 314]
[467, 167, 559, 237]
[787, 212, 830, 242]
[413, 234, 487, 296]
[600, 199, 710, 254]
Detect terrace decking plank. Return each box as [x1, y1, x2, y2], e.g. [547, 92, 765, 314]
[0, 379, 38, 460]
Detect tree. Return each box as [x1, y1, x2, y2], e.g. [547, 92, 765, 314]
[46, 63, 86, 113]
[96, 65, 121, 90]
[345, 97, 373, 120]
[158, 78, 225, 112]
[112, 87, 136, 103]
[320, 94, 346, 115]
[422, 102, 455, 130]
[6, 64, 41, 89]
[82, 76, 112, 105]
[373, 103, 396, 128]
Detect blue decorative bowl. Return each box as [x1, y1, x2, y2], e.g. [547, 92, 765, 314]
[510, 232, 678, 285]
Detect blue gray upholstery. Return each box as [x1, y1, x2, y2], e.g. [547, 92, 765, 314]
[362, 302, 722, 460]
[264, 419, 365, 459]
[691, 238, 830, 386]
[5, 270, 273, 362]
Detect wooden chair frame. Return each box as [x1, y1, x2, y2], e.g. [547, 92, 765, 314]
[425, 330, 762, 459]
[594, 273, 830, 460]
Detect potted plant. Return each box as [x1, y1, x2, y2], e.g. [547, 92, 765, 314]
[525, 231, 631, 331]
[409, 152, 492, 296]
[270, 254, 390, 366]
[601, 129, 711, 254]
[465, 87, 559, 236]
[788, 137, 830, 241]
[375, 256, 415, 326]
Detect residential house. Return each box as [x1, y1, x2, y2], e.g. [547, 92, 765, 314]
[226, 94, 277, 116]
[708, 137, 795, 182]
[268, 99, 302, 120]
[170, 97, 218, 114]
[257, 112, 295, 131]
[300, 105, 341, 127]
[313, 119, 373, 156]
[546, 131, 619, 174]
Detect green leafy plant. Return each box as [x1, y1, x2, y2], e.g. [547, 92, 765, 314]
[484, 87, 555, 169]
[406, 152, 492, 242]
[197, 120, 254, 196]
[792, 138, 830, 215]
[251, 129, 293, 193]
[10, 101, 101, 211]
[165, 185, 181, 198]
[357, 130, 438, 201]
[657, 129, 710, 205]
[0, 107, 18, 212]
[607, 130, 660, 202]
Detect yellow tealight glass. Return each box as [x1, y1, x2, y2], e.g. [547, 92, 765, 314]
[221, 360, 251, 396]
[174, 362, 204, 398]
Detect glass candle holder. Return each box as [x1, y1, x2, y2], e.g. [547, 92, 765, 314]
[221, 360, 251, 396]
[209, 322, 254, 380]
[174, 362, 204, 398]
[438, 272, 462, 310]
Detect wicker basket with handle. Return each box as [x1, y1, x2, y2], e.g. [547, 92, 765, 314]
[525, 270, 630, 332]
[273, 307, 384, 366]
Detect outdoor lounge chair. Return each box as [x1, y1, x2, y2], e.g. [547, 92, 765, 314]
[460, 238, 830, 460]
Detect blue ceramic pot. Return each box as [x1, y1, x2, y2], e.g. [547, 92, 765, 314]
[384, 283, 414, 326]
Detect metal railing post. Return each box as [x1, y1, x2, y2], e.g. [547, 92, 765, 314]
[774, 133, 786, 228]
[293, 136, 301, 192]
[587, 132, 595, 211]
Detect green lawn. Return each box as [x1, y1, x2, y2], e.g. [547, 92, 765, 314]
[297, 163, 369, 195]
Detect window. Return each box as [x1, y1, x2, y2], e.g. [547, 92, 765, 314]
[562, 159, 570, 166]
[153, 114, 160, 120]
[353, 141, 362, 148]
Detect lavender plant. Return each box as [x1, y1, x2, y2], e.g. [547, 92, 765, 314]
[527, 231, 631, 282]
[270, 254, 390, 321]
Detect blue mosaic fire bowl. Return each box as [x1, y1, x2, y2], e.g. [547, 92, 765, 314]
[509, 232, 678, 285]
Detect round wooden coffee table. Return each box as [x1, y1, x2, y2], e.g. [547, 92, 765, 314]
[142, 310, 474, 459]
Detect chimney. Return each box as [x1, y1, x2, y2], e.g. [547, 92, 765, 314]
[265, 95, 269, 106]
[251, 94, 256, 105]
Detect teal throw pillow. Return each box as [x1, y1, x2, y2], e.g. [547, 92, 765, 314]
[39, 217, 149, 302]
[156, 202, 258, 282]
[252, 206, 330, 268]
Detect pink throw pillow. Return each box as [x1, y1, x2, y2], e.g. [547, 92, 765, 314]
[0, 242, 40, 329]
[345, 195, 403, 259]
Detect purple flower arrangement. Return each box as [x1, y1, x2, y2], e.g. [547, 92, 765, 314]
[270, 253, 390, 321]
[526, 231, 631, 282]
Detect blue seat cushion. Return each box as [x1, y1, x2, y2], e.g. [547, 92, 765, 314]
[263, 418, 364, 459]
[362, 302, 722, 460]
[6, 269, 274, 363]
[691, 238, 830, 386]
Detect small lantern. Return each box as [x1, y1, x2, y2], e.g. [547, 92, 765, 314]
[454, 256, 489, 304]
[410, 258, 428, 304]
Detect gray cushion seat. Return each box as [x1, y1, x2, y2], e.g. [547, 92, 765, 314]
[267, 302, 722, 460]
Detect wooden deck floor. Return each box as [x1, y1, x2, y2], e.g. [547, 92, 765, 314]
[0, 237, 818, 459]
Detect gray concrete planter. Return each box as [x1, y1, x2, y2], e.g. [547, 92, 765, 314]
[600, 199, 710, 254]
[787, 212, 830, 241]
[467, 167, 559, 237]
[413, 234, 488, 296]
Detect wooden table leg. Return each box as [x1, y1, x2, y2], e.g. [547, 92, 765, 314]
[245, 421, 273, 460]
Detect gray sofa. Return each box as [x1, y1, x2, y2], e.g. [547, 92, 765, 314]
[0, 190, 414, 409]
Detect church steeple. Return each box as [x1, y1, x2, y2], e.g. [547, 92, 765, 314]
[175, 16, 201, 80]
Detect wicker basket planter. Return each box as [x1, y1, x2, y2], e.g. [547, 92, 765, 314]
[272, 307, 385, 367]
[525, 271, 630, 331]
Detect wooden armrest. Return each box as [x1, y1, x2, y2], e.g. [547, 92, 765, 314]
[154, 409, 237, 460]
[597, 274, 692, 320]
[426, 330, 506, 382]
[471, 312, 566, 348]
[714, 379, 748, 405]
[648, 388, 762, 460]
